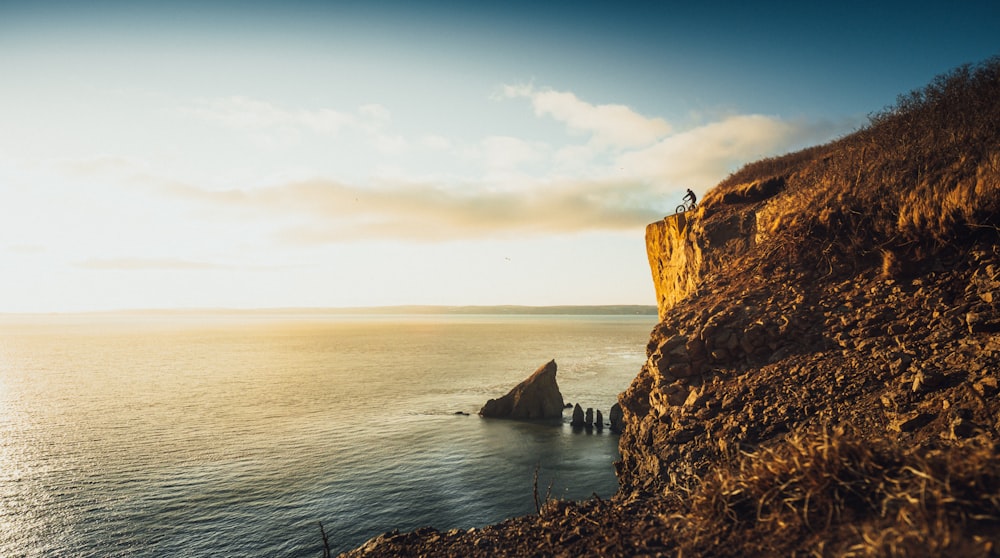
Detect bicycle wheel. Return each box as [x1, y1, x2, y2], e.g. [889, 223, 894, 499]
[675, 204, 687, 214]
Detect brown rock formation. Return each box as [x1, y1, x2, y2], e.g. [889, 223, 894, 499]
[479, 359, 565, 420]
[609, 403, 624, 433]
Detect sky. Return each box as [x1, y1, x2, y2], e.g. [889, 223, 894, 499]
[1, 1, 998, 312]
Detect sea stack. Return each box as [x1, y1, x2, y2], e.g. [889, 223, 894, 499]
[479, 359, 565, 420]
[609, 403, 624, 433]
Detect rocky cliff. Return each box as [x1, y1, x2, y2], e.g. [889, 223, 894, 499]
[343, 57, 1000, 557]
[646, 177, 778, 321]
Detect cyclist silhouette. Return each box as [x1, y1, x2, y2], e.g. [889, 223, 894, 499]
[683, 189, 697, 207]
[675, 189, 697, 214]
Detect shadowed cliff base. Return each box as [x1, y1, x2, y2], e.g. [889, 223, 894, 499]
[342, 56, 1000, 556]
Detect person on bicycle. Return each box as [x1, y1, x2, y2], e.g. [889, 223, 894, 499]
[683, 188, 697, 208]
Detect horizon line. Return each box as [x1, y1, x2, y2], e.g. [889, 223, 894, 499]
[0, 304, 659, 317]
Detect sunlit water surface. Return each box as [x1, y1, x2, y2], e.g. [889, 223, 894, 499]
[0, 313, 655, 556]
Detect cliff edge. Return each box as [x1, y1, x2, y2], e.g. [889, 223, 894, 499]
[343, 57, 1000, 557]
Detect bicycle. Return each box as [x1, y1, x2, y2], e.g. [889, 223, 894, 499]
[675, 200, 696, 214]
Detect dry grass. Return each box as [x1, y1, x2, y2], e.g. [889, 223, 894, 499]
[702, 56, 1000, 274]
[672, 426, 1000, 556]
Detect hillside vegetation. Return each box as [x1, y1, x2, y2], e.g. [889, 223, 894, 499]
[344, 57, 1000, 557]
[703, 56, 1000, 277]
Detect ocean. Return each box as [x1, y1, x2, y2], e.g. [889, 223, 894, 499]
[0, 312, 656, 556]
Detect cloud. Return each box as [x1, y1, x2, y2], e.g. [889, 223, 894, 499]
[161, 177, 665, 242]
[615, 115, 793, 187]
[502, 84, 671, 148]
[6, 244, 46, 255]
[615, 114, 855, 189]
[182, 96, 406, 151]
[499, 85, 853, 189]
[57, 155, 144, 177]
[151, 87, 853, 244]
[185, 96, 354, 134]
[75, 258, 230, 270]
[478, 136, 549, 170]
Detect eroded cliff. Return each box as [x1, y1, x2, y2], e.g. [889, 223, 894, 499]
[645, 185, 768, 321]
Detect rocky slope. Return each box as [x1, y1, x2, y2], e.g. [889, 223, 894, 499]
[343, 57, 1000, 557]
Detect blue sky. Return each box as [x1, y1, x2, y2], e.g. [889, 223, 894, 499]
[1, 1, 997, 311]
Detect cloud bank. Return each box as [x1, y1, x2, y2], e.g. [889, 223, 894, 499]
[160, 86, 851, 242]
[75, 258, 229, 270]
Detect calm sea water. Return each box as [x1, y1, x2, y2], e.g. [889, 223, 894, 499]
[0, 312, 655, 556]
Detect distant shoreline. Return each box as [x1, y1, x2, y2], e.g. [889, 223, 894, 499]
[0, 305, 659, 317]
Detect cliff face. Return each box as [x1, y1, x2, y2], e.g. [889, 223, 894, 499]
[645, 214, 701, 321]
[616, 57, 1000, 496]
[646, 198, 762, 320]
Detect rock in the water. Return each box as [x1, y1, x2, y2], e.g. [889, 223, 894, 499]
[479, 359, 565, 420]
[571, 403, 585, 427]
[585, 408, 594, 427]
[596, 409, 604, 430]
[609, 403, 624, 433]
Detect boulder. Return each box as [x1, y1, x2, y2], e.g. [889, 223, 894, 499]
[596, 409, 604, 430]
[585, 408, 595, 428]
[571, 404, 585, 427]
[479, 359, 565, 420]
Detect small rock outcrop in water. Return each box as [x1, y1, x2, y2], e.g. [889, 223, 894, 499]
[595, 409, 604, 430]
[479, 359, 565, 420]
[570, 404, 585, 427]
[608, 403, 624, 433]
[584, 408, 594, 427]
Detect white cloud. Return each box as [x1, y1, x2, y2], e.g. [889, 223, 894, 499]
[185, 96, 354, 134]
[615, 115, 794, 188]
[56, 155, 146, 177]
[479, 136, 549, 170]
[419, 135, 452, 151]
[358, 103, 392, 126]
[502, 84, 671, 148]
[616, 114, 851, 190]
[6, 244, 46, 255]
[75, 257, 228, 270]
[182, 96, 407, 151]
[151, 87, 850, 244]
[160, 176, 664, 242]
